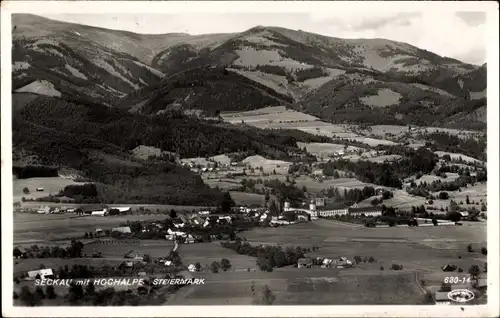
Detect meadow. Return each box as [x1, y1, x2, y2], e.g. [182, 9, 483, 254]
[13, 213, 177, 243]
[166, 269, 426, 305]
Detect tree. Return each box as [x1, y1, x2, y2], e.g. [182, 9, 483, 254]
[68, 282, 84, 304]
[85, 281, 96, 296]
[438, 192, 449, 200]
[368, 256, 376, 263]
[23, 187, 30, 194]
[45, 285, 57, 299]
[481, 247, 487, 255]
[353, 256, 362, 264]
[143, 254, 151, 263]
[466, 195, 470, 204]
[432, 218, 438, 226]
[469, 265, 480, 280]
[220, 258, 232, 271]
[269, 201, 279, 217]
[219, 192, 235, 213]
[210, 261, 220, 273]
[467, 244, 473, 253]
[261, 285, 276, 305]
[195, 262, 202, 271]
[447, 211, 462, 222]
[169, 209, 177, 218]
[424, 292, 435, 304]
[19, 286, 41, 306]
[380, 266, 384, 270]
[34, 286, 46, 300]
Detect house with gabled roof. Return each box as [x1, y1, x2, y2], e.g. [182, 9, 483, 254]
[124, 250, 143, 260]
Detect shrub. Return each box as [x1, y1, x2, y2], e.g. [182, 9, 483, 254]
[438, 192, 449, 200]
[439, 282, 452, 292]
[220, 258, 232, 271]
[458, 267, 463, 273]
[210, 261, 220, 273]
[468, 265, 480, 279]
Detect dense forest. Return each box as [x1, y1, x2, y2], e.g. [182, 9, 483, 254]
[12, 95, 330, 205]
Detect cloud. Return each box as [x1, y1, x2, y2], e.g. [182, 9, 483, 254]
[455, 12, 486, 27]
[454, 47, 486, 66]
[349, 12, 421, 31]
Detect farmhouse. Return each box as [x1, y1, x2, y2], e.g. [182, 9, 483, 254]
[27, 268, 54, 280]
[434, 292, 451, 305]
[112, 226, 132, 234]
[13, 246, 28, 259]
[297, 258, 313, 268]
[167, 228, 187, 237]
[37, 205, 50, 214]
[188, 264, 197, 272]
[114, 206, 132, 213]
[124, 250, 143, 260]
[185, 234, 195, 244]
[77, 204, 109, 215]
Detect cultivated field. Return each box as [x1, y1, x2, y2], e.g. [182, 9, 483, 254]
[13, 213, 183, 243]
[414, 173, 460, 185]
[434, 151, 484, 165]
[241, 219, 486, 273]
[178, 242, 257, 271]
[229, 191, 265, 206]
[13, 177, 85, 202]
[294, 176, 391, 193]
[167, 269, 426, 305]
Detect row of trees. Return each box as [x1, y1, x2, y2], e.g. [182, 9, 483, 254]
[14, 240, 84, 259]
[220, 241, 306, 271]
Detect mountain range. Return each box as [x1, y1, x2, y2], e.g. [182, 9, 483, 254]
[11, 14, 488, 205]
[12, 14, 486, 127]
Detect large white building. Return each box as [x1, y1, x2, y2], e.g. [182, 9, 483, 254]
[283, 200, 318, 219]
[317, 208, 348, 217]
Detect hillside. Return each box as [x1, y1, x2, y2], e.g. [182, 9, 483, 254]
[12, 14, 487, 128]
[12, 94, 333, 202]
[296, 69, 487, 129]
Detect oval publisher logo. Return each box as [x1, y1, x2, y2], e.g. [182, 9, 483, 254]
[447, 289, 475, 303]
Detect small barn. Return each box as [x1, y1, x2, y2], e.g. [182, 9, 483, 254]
[27, 268, 54, 280]
[297, 258, 313, 268]
[112, 226, 132, 234]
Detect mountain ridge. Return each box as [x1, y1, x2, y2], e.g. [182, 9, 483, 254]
[12, 14, 487, 129]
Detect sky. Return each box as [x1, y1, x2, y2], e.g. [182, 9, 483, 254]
[40, 11, 488, 65]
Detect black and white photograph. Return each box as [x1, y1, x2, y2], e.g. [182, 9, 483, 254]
[1, 1, 498, 317]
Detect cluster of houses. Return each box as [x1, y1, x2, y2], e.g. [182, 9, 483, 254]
[35, 204, 131, 216]
[297, 256, 353, 269]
